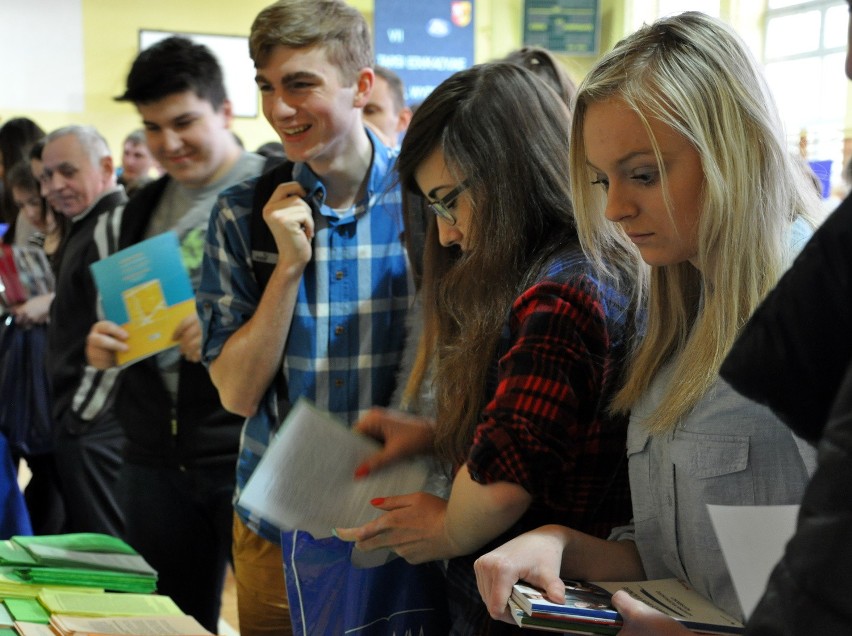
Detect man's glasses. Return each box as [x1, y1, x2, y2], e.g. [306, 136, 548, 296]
[426, 181, 468, 226]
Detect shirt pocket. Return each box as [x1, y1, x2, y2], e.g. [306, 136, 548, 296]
[670, 430, 753, 549]
[670, 431, 749, 481]
[625, 425, 656, 523]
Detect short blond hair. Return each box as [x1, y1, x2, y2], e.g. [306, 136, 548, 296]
[250, 0, 372, 84]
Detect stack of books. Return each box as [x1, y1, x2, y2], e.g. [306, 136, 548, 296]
[10, 592, 211, 635]
[0, 534, 213, 636]
[509, 578, 744, 634]
[0, 534, 157, 595]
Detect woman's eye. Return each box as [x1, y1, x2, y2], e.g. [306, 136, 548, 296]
[630, 171, 657, 185]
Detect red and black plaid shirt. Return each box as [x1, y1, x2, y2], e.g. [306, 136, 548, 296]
[449, 246, 637, 635]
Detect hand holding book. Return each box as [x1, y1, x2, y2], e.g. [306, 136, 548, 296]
[88, 232, 196, 367]
[85, 321, 130, 370]
[509, 579, 743, 634]
[611, 590, 695, 636]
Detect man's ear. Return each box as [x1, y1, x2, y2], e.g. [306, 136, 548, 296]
[100, 155, 115, 183]
[353, 67, 375, 108]
[397, 106, 413, 134]
[219, 99, 235, 127]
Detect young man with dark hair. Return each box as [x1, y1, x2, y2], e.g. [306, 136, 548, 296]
[196, 1, 415, 633]
[85, 36, 265, 633]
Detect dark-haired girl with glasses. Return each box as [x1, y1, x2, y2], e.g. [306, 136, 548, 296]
[334, 60, 641, 634]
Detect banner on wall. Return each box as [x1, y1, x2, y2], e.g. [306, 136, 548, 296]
[523, 0, 600, 56]
[374, 0, 475, 106]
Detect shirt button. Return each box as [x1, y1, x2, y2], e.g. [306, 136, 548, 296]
[335, 325, 345, 336]
[334, 379, 344, 388]
[335, 270, 344, 280]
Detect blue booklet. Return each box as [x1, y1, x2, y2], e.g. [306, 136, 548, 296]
[89, 232, 195, 366]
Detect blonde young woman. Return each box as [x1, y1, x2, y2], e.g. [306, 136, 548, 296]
[474, 11, 822, 629]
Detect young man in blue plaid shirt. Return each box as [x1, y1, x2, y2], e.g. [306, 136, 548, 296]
[196, 1, 414, 634]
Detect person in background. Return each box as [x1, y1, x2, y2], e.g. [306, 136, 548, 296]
[502, 46, 577, 107]
[363, 65, 412, 148]
[6, 161, 64, 323]
[4, 160, 67, 536]
[84, 36, 265, 633]
[196, 1, 414, 633]
[474, 11, 822, 625]
[334, 61, 639, 634]
[0, 117, 46, 244]
[116, 129, 161, 197]
[29, 140, 58, 214]
[42, 124, 127, 537]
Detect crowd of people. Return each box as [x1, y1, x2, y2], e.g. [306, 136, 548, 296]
[0, 0, 850, 635]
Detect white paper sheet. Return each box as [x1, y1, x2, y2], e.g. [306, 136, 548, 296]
[707, 503, 800, 619]
[237, 398, 432, 566]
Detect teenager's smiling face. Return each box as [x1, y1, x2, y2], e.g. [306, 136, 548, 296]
[255, 44, 366, 167]
[583, 97, 705, 268]
[137, 90, 233, 189]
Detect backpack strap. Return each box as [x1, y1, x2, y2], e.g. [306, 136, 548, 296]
[250, 157, 293, 290]
[249, 157, 299, 425]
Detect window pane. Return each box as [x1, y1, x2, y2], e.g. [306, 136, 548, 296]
[824, 4, 849, 48]
[768, 0, 811, 8]
[765, 58, 822, 130]
[659, 0, 719, 16]
[766, 11, 821, 58]
[818, 52, 847, 123]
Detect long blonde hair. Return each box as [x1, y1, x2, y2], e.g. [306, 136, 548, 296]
[569, 12, 822, 433]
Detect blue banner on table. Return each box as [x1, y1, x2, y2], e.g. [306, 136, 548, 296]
[374, 0, 474, 106]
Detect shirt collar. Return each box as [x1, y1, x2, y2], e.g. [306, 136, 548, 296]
[70, 186, 124, 224]
[290, 127, 398, 221]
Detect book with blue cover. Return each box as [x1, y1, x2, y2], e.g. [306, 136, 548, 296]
[510, 578, 744, 634]
[89, 232, 195, 367]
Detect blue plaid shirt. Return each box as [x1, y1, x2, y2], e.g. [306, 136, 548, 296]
[198, 131, 414, 542]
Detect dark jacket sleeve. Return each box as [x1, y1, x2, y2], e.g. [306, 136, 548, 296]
[720, 196, 852, 442]
[744, 357, 852, 635]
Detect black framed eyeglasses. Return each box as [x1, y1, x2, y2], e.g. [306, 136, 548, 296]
[426, 181, 468, 226]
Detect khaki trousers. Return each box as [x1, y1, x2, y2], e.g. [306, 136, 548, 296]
[232, 513, 293, 636]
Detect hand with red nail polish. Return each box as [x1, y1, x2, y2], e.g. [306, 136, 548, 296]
[351, 407, 436, 479]
[332, 492, 452, 563]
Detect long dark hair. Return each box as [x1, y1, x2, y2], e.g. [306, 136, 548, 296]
[0, 117, 45, 226]
[398, 62, 578, 464]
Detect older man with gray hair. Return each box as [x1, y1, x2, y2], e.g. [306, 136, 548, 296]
[42, 124, 127, 536]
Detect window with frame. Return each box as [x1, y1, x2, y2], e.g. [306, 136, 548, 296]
[628, 0, 720, 32]
[763, 0, 848, 194]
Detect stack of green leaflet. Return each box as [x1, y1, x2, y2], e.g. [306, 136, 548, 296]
[38, 590, 181, 617]
[0, 567, 102, 599]
[3, 534, 157, 594]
